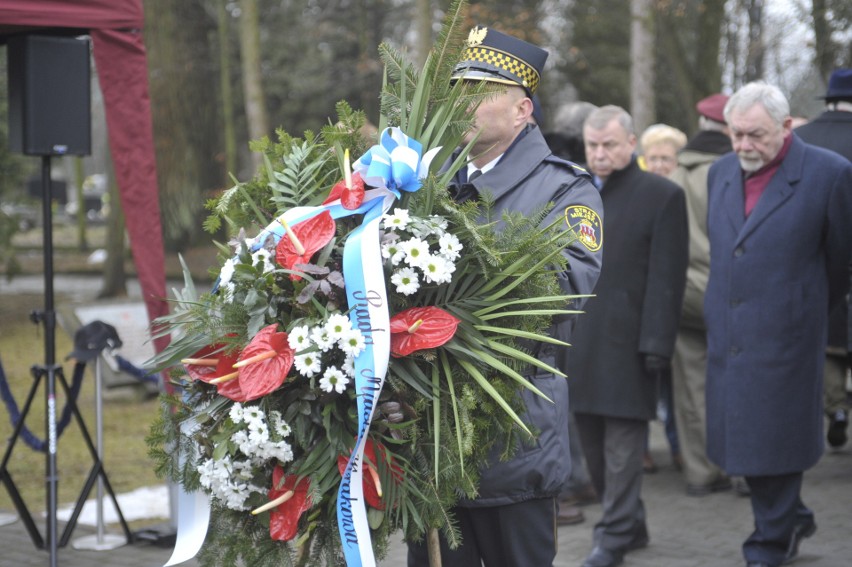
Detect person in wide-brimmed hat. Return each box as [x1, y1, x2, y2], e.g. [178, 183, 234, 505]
[794, 69, 852, 452]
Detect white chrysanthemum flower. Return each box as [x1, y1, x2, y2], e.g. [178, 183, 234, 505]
[248, 421, 269, 446]
[263, 440, 294, 463]
[319, 366, 350, 394]
[339, 328, 366, 357]
[252, 248, 275, 274]
[381, 241, 406, 265]
[294, 352, 322, 377]
[421, 254, 454, 284]
[229, 403, 245, 424]
[243, 405, 265, 426]
[231, 430, 252, 456]
[401, 237, 430, 268]
[325, 313, 352, 340]
[438, 233, 463, 261]
[311, 325, 335, 352]
[428, 214, 449, 231]
[269, 410, 291, 438]
[383, 208, 410, 230]
[219, 258, 236, 287]
[287, 325, 312, 352]
[342, 355, 356, 377]
[391, 267, 420, 295]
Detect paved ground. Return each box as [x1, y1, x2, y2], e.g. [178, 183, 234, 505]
[1, 276, 850, 566]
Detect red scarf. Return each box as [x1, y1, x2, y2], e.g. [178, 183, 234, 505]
[743, 134, 792, 217]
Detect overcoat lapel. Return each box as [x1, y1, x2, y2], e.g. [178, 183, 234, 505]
[734, 136, 804, 246]
[720, 168, 745, 236]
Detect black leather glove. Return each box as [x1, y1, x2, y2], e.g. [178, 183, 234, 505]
[643, 354, 670, 378]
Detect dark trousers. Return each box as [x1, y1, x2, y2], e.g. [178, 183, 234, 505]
[574, 413, 648, 551]
[743, 472, 813, 566]
[407, 497, 557, 567]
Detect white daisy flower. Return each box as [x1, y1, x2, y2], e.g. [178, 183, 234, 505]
[438, 233, 463, 261]
[319, 366, 350, 394]
[325, 313, 352, 340]
[269, 410, 291, 438]
[243, 405, 265, 425]
[391, 267, 420, 295]
[294, 352, 322, 377]
[381, 241, 406, 265]
[251, 248, 274, 273]
[421, 254, 453, 284]
[342, 355, 356, 377]
[339, 328, 366, 357]
[229, 403, 245, 424]
[401, 237, 430, 268]
[287, 325, 312, 352]
[428, 214, 449, 231]
[310, 325, 335, 352]
[383, 208, 410, 230]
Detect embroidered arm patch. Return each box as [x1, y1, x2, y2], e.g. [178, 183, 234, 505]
[564, 205, 603, 252]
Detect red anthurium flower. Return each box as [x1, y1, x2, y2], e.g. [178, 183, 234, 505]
[182, 343, 244, 400]
[323, 171, 366, 210]
[263, 466, 312, 542]
[181, 343, 225, 381]
[389, 306, 461, 357]
[228, 324, 295, 402]
[336, 439, 403, 510]
[275, 211, 336, 281]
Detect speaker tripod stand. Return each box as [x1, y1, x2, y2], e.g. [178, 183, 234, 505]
[0, 157, 131, 566]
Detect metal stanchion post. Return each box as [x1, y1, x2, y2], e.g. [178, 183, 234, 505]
[72, 356, 126, 551]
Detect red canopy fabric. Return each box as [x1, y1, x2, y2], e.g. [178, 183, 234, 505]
[1, 0, 169, 355]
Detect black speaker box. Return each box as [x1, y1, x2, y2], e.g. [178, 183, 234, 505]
[7, 34, 92, 156]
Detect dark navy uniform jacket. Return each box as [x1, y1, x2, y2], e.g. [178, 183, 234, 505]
[448, 124, 604, 506]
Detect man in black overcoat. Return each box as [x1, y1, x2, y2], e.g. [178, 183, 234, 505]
[565, 105, 688, 567]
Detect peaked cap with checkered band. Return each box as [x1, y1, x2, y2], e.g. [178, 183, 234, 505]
[451, 27, 548, 95]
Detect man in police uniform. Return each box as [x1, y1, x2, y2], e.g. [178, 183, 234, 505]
[407, 26, 604, 567]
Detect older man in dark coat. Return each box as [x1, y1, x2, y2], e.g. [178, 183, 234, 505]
[566, 105, 688, 567]
[705, 82, 852, 567]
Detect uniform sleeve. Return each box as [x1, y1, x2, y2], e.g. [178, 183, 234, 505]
[638, 186, 689, 357]
[555, 177, 604, 305]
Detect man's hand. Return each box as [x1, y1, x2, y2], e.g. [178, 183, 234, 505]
[643, 354, 670, 378]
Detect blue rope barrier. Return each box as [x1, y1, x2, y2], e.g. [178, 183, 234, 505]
[0, 356, 86, 453]
[114, 354, 160, 385]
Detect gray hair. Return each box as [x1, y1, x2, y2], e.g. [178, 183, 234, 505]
[584, 105, 634, 135]
[724, 82, 790, 126]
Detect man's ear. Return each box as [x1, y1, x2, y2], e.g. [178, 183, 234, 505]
[517, 96, 534, 125]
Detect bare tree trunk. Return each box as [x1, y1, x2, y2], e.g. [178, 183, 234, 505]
[745, 0, 764, 82]
[239, 0, 269, 172]
[99, 168, 127, 298]
[630, 0, 655, 133]
[73, 156, 88, 252]
[219, 0, 237, 182]
[416, 0, 432, 67]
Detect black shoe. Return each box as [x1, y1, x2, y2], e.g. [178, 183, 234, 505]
[625, 525, 649, 551]
[581, 546, 624, 567]
[732, 477, 751, 496]
[746, 562, 773, 567]
[686, 476, 733, 497]
[827, 410, 848, 448]
[783, 521, 816, 563]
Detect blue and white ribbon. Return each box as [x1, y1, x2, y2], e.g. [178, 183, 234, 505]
[167, 128, 437, 567]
